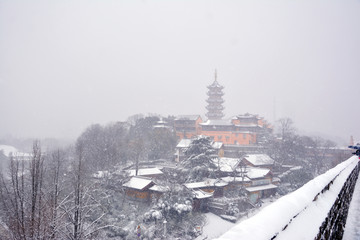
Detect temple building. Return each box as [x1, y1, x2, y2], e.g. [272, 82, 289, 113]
[174, 115, 203, 139]
[200, 113, 272, 145]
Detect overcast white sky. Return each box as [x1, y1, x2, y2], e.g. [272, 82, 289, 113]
[0, 0, 359, 144]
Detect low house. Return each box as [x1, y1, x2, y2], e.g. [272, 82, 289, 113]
[122, 176, 155, 202]
[241, 154, 275, 170]
[175, 139, 193, 162]
[245, 184, 278, 203]
[245, 167, 277, 203]
[192, 189, 213, 211]
[184, 178, 228, 198]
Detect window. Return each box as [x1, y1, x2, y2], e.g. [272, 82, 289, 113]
[243, 134, 247, 139]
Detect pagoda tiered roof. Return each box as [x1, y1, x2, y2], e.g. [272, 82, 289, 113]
[207, 90, 224, 96]
[206, 98, 224, 103]
[206, 105, 225, 110]
[207, 80, 224, 89]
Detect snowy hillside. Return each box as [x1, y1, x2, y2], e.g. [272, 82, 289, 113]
[0, 145, 18, 157]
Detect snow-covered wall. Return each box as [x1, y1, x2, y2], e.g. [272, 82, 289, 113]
[216, 156, 359, 240]
[315, 162, 359, 239]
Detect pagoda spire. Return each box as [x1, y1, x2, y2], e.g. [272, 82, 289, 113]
[206, 70, 225, 120]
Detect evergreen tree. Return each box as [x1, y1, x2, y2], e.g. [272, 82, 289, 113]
[182, 136, 217, 182]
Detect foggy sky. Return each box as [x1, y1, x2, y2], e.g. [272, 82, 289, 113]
[1, 0, 360, 144]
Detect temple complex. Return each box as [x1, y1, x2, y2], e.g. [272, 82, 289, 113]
[174, 72, 272, 145]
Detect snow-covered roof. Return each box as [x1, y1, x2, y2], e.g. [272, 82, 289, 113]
[221, 176, 251, 183]
[122, 176, 154, 190]
[153, 125, 169, 129]
[126, 168, 163, 177]
[176, 139, 223, 150]
[272, 177, 281, 183]
[176, 139, 193, 148]
[149, 185, 169, 193]
[92, 170, 110, 178]
[245, 184, 278, 193]
[184, 178, 228, 189]
[200, 119, 232, 126]
[245, 167, 271, 179]
[208, 79, 224, 88]
[232, 113, 260, 119]
[175, 115, 201, 121]
[212, 142, 224, 149]
[192, 189, 214, 199]
[243, 154, 274, 166]
[212, 158, 240, 173]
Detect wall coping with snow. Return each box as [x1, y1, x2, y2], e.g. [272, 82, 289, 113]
[216, 156, 359, 240]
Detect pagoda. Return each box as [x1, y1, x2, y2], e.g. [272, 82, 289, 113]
[206, 70, 225, 120]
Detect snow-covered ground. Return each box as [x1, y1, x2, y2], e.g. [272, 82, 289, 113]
[195, 213, 235, 240]
[343, 168, 360, 240]
[195, 199, 276, 240]
[215, 156, 358, 240]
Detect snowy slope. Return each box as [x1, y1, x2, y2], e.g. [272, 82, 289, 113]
[195, 213, 235, 240]
[216, 157, 358, 240]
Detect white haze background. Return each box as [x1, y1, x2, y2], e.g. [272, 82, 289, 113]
[0, 0, 359, 143]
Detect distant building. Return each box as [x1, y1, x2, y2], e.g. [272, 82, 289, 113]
[206, 70, 225, 120]
[153, 118, 170, 130]
[174, 115, 203, 139]
[126, 167, 164, 179]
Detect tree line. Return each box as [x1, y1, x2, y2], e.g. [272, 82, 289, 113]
[0, 115, 178, 239]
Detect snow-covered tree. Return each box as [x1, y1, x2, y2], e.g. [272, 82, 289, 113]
[60, 142, 109, 240]
[0, 141, 50, 239]
[182, 136, 218, 182]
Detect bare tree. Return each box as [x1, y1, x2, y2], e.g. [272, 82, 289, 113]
[59, 142, 109, 240]
[277, 118, 296, 140]
[46, 149, 66, 239]
[0, 140, 49, 240]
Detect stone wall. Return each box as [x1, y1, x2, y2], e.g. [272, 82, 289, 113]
[315, 162, 360, 240]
